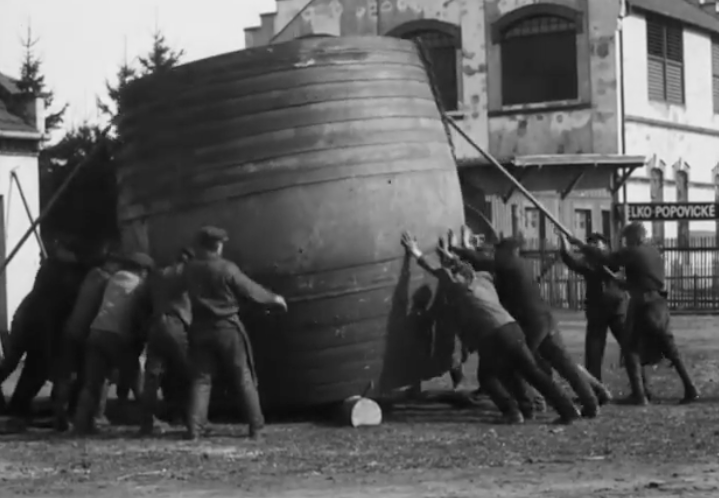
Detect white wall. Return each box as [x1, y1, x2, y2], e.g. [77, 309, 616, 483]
[622, 13, 719, 201]
[0, 153, 41, 331]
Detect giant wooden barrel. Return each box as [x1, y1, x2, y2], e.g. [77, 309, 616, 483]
[117, 36, 465, 411]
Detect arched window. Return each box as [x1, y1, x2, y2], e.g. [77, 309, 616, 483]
[494, 6, 582, 106]
[387, 21, 461, 112]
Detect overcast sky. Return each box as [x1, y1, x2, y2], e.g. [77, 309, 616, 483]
[0, 0, 276, 135]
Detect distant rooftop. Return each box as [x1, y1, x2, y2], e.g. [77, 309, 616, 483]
[0, 71, 39, 134]
[629, 0, 719, 35]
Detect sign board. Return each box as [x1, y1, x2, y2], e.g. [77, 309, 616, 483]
[621, 202, 719, 221]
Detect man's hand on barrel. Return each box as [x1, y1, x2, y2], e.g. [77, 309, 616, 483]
[401, 231, 422, 259]
[436, 235, 457, 264]
[460, 225, 474, 249]
[272, 294, 288, 312]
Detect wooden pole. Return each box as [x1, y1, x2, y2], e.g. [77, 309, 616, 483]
[11, 171, 47, 259]
[443, 115, 618, 279]
[443, 116, 574, 237]
[0, 127, 110, 276]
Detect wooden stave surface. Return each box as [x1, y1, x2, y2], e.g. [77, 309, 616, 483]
[118, 36, 464, 410]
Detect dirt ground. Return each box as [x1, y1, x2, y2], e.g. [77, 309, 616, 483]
[2, 311, 719, 497]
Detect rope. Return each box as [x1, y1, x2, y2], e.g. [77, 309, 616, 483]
[412, 39, 457, 159]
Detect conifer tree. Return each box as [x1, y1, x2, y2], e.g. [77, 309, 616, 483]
[16, 25, 68, 132]
[137, 29, 184, 75]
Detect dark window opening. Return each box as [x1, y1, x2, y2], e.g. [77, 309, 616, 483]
[573, 209, 592, 241]
[646, 15, 684, 105]
[601, 209, 611, 241]
[500, 14, 578, 106]
[401, 29, 460, 112]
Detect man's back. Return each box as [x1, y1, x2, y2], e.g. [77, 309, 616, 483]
[151, 263, 191, 326]
[621, 244, 665, 293]
[452, 271, 515, 351]
[184, 256, 240, 327]
[91, 270, 147, 338]
[494, 255, 551, 324]
[65, 267, 114, 340]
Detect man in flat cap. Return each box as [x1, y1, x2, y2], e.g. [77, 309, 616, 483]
[183, 226, 287, 441]
[571, 221, 698, 405]
[401, 231, 580, 424]
[73, 251, 155, 434]
[140, 247, 195, 435]
[52, 250, 123, 431]
[449, 228, 600, 419]
[559, 232, 627, 384]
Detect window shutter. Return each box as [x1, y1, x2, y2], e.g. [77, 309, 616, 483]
[646, 19, 664, 57]
[713, 39, 719, 113]
[647, 58, 666, 101]
[665, 25, 683, 62]
[665, 62, 684, 104]
[645, 15, 684, 105]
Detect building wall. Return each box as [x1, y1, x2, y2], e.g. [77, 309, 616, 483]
[0, 153, 41, 331]
[247, 0, 623, 238]
[252, 0, 623, 162]
[486, 0, 621, 158]
[622, 11, 719, 236]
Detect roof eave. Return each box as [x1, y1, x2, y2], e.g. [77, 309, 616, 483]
[0, 129, 43, 141]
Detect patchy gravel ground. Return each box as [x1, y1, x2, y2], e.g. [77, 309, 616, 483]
[2, 311, 719, 497]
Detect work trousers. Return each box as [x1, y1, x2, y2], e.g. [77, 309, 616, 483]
[623, 292, 696, 401]
[477, 322, 578, 422]
[0, 320, 51, 418]
[536, 328, 599, 417]
[141, 314, 191, 432]
[186, 324, 264, 438]
[585, 303, 626, 382]
[74, 329, 138, 433]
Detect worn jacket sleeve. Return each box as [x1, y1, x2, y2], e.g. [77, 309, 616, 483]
[559, 247, 592, 276]
[580, 245, 626, 268]
[229, 265, 279, 305]
[451, 248, 496, 272]
[132, 281, 155, 344]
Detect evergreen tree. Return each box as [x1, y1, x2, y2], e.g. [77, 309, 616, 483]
[96, 28, 183, 136]
[137, 29, 184, 75]
[96, 61, 138, 133]
[16, 25, 68, 132]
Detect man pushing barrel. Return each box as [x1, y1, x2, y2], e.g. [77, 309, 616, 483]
[183, 226, 288, 441]
[448, 228, 603, 418]
[400, 230, 579, 424]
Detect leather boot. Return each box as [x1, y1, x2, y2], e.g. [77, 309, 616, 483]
[624, 352, 649, 405]
[186, 381, 211, 440]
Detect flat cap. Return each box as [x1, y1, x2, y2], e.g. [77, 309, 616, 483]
[586, 232, 608, 244]
[621, 221, 646, 238]
[122, 251, 155, 270]
[196, 226, 229, 244]
[494, 236, 523, 251]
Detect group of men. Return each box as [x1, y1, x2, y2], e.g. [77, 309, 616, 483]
[0, 218, 699, 433]
[0, 226, 288, 440]
[402, 220, 698, 424]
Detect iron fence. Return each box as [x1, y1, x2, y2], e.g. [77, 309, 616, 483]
[520, 237, 719, 312]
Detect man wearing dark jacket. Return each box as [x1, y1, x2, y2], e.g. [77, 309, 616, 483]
[559, 232, 627, 382]
[573, 222, 698, 405]
[140, 247, 194, 435]
[401, 231, 580, 425]
[450, 233, 600, 418]
[183, 226, 288, 441]
[0, 237, 87, 421]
